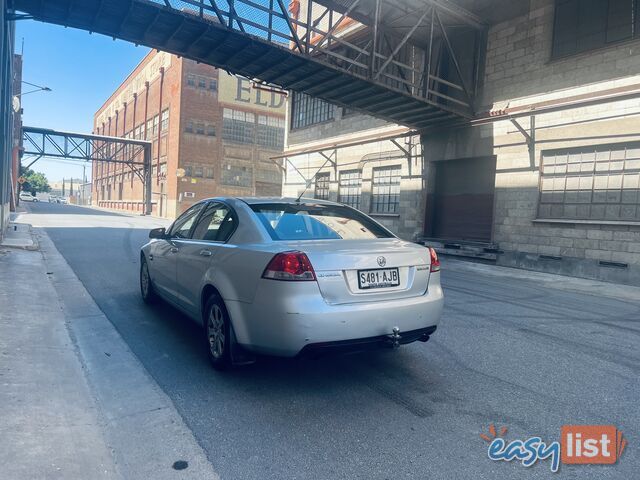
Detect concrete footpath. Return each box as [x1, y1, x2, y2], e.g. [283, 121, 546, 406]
[0, 223, 219, 480]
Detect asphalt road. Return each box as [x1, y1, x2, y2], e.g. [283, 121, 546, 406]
[22, 202, 639, 479]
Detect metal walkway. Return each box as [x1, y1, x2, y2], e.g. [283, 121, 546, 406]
[10, 0, 484, 130]
[21, 126, 154, 214]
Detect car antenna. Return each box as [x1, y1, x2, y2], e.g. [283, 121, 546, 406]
[296, 179, 312, 203]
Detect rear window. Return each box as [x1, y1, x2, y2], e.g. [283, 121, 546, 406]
[250, 203, 394, 240]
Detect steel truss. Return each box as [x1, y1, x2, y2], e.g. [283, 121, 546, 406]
[144, 0, 483, 117]
[11, 0, 485, 129]
[21, 126, 153, 214]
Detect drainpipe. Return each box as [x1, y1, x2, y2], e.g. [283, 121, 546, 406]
[107, 116, 112, 180]
[114, 110, 120, 183]
[132, 93, 138, 188]
[122, 101, 127, 178]
[156, 67, 165, 186]
[143, 81, 150, 213]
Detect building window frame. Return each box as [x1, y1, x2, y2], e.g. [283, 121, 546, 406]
[371, 166, 401, 214]
[314, 172, 331, 200]
[338, 169, 362, 210]
[538, 142, 640, 222]
[161, 109, 169, 133]
[291, 92, 334, 130]
[551, 0, 640, 60]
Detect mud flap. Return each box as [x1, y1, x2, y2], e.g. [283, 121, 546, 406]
[229, 322, 256, 366]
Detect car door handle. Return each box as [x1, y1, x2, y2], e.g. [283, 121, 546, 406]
[170, 247, 179, 253]
[199, 249, 212, 257]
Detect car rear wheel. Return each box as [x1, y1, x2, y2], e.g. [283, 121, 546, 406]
[140, 257, 158, 304]
[204, 295, 232, 370]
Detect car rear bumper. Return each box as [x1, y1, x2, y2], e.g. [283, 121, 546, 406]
[225, 273, 444, 357]
[297, 325, 437, 358]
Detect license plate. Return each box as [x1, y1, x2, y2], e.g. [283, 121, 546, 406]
[357, 268, 400, 290]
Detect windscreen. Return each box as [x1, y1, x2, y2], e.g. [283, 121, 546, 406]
[250, 203, 394, 240]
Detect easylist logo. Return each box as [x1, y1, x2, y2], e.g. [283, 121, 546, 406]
[482, 423, 627, 472]
[561, 425, 626, 465]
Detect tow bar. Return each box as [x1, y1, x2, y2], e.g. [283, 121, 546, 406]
[386, 327, 402, 348]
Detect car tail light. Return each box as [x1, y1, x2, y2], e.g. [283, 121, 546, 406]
[262, 251, 316, 281]
[429, 247, 441, 273]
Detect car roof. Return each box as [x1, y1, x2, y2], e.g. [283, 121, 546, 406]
[205, 196, 342, 207]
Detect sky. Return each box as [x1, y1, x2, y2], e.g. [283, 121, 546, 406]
[16, 20, 149, 182]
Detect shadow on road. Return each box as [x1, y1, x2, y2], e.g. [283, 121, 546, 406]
[25, 201, 133, 217]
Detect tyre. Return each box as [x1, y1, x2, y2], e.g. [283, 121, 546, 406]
[140, 257, 158, 304]
[204, 294, 232, 370]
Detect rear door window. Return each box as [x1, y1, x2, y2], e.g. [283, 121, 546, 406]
[191, 202, 237, 242]
[250, 203, 394, 240]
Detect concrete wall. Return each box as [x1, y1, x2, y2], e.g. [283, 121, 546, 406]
[0, 0, 15, 239]
[425, 0, 640, 285]
[284, 107, 424, 239]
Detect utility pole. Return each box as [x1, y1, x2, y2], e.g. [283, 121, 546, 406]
[62, 178, 65, 196]
[82, 165, 86, 205]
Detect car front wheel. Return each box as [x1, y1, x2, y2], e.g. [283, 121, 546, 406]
[204, 294, 232, 370]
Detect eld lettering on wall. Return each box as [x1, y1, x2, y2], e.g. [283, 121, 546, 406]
[234, 78, 285, 109]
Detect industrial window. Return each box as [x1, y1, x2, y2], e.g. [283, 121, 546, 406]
[196, 123, 205, 135]
[339, 170, 362, 210]
[291, 92, 334, 130]
[194, 166, 204, 178]
[209, 79, 218, 91]
[152, 115, 159, 137]
[187, 74, 196, 87]
[184, 165, 193, 177]
[371, 166, 401, 214]
[205, 167, 215, 179]
[161, 109, 169, 133]
[146, 119, 153, 140]
[222, 163, 253, 187]
[256, 167, 281, 184]
[185, 121, 194, 133]
[538, 143, 640, 221]
[256, 115, 285, 149]
[552, 0, 640, 58]
[314, 172, 330, 200]
[198, 76, 206, 88]
[222, 108, 255, 144]
[206, 125, 216, 137]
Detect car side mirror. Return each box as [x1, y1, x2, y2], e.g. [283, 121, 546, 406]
[149, 227, 167, 239]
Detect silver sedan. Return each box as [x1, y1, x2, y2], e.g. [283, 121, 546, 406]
[140, 197, 444, 369]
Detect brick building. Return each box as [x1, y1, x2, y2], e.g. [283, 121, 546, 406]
[283, 0, 640, 285]
[92, 49, 286, 218]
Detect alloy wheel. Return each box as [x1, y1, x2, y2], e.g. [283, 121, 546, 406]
[207, 305, 225, 358]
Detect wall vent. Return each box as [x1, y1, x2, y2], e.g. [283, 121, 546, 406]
[599, 261, 628, 269]
[539, 255, 562, 261]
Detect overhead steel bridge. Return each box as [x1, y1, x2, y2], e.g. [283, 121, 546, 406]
[21, 126, 154, 214]
[10, 0, 485, 130]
